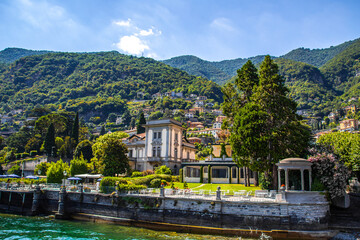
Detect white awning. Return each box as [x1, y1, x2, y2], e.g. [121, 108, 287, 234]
[74, 174, 102, 179]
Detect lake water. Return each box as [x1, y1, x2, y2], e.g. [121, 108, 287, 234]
[0, 213, 253, 240]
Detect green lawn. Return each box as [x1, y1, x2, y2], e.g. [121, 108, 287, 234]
[165, 183, 261, 195]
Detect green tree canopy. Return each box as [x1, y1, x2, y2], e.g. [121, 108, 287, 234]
[91, 131, 129, 175]
[46, 159, 69, 183]
[223, 56, 311, 188]
[34, 162, 50, 176]
[70, 154, 88, 176]
[74, 140, 93, 161]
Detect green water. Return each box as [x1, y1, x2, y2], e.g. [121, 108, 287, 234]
[0, 213, 250, 240]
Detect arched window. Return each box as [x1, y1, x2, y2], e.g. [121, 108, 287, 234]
[157, 147, 161, 157]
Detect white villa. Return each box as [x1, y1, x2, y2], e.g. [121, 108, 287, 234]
[123, 119, 197, 174]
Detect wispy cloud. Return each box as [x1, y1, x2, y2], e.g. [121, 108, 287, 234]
[16, 0, 77, 31]
[113, 18, 131, 27]
[210, 17, 235, 32]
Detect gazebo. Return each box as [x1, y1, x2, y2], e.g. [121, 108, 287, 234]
[276, 158, 312, 191]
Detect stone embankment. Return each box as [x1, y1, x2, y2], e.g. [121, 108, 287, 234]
[0, 186, 336, 239]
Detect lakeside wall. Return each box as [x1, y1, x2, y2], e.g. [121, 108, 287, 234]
[0, 189, 330, 231]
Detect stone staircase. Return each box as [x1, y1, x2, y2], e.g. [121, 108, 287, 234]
[329, 193, 360, 231]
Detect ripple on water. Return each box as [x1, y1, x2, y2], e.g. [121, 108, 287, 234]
[0, 213, 255, 240]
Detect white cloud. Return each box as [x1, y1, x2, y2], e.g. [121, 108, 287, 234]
[116, 35, 150, 55]
[210, 17, 235, 32]
[113, 18, 131, 27]
[139, 28, 154, 36]
[146, 52, 158, 59]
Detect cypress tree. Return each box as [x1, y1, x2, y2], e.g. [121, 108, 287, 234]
[71, 112, 79, 145]
[136, 112, 146, 134]
[44, 123, 56, 157]
[100, 125, 106, 136]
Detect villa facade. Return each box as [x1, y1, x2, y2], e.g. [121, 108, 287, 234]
[123, 119, 197, 174]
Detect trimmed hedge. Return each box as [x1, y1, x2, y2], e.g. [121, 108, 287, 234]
[125, 174, 172, 186]
[117, 183, 146, 192]
[0, 178, 46, 184]
[131, 171, 144, 178]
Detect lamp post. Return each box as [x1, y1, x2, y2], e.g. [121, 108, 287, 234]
[63, 170, 67, 188]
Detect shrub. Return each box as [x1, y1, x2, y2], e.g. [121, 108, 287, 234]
[100, 177, 128, 193]
[21, 153, 29, 158]
[131, 171, 144, 178]
[179, 169, 183, 183]
[117, 183, 146, 192]
[30, 150, 37, 157]
[308, 147, 350, 199]
[8, 164, 21, 175]
[183, 181, 188, 189]
[171, 175, 179, 182]
[155, 165, 172, 175]
[311, 178, 326, 191]
[150, 179, 162, 188]
[161, 180, 167, 186]
[259, 172, 272, 190]
[46, 159, 69, 184]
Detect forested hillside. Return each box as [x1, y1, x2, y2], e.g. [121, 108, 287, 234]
[164, 38, 360, 117]
[280, 39, 355, 68]
[0, 51, 222, 120]
[0, 48, 51, 64]
[163, 55, 267, 85]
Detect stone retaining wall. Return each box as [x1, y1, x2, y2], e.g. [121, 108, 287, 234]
[0, 189, 330, 231]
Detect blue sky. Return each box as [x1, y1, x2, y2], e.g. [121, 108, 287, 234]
[1, 0, 359, 61]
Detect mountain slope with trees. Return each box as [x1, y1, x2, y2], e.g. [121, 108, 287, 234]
[0, 51, 223, 121]
[0, 48, 52, 64]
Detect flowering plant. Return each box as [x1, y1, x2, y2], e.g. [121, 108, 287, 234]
[308, 146, 350, 199]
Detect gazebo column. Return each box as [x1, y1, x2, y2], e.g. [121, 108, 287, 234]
[309, 170, 312, 191]
[277, 168, 281, 190]
[301, 169, 304, 191]
[183, 167, 187, 178]
[285, 169, 289, 191]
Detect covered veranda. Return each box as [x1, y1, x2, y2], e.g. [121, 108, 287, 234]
[181, 161, 255, 184]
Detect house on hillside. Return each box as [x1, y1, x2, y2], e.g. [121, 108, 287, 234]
[340, 119, 359, 132]
[123, 119, 197, 174]
[197, 96, 207, 101]
[216, 115, 227, 123]
[344, 105, 357, 115]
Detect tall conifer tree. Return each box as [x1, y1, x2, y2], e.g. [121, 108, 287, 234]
[44, 123, 56, 156]
[71, 112, 79, 145]
[136, 112, 146, 134]
[224, 56, 311, 189]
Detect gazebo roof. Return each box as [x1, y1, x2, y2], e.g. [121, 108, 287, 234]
[276, 158, 312, 168]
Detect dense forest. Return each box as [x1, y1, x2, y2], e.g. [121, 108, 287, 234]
[164, 38, 360, 117]
[0, 51, 223, 121]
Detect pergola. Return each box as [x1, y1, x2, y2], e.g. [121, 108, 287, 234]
[276, 158, 312, 191]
